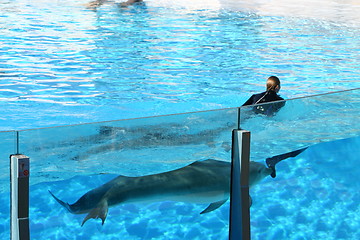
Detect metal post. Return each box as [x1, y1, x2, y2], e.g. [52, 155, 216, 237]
[229, 130, 251, 240]
[10, 154, 30, 240]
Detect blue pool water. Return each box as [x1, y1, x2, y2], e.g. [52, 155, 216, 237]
[1, 0, 360, 130]
[1, 134, 359, 239]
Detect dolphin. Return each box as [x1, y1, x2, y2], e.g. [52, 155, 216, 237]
[49, 148, 307, 226]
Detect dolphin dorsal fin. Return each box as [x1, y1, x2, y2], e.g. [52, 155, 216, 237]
[81, 200, 109, 226]
[200, 199, 227, 214]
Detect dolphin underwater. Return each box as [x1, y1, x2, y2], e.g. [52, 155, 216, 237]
[49, 148, 307, 226]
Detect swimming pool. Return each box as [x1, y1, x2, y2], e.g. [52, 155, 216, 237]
[1, 92, 359, 239]
[1, 0, 359, 130]
[1, 0, 360, 239]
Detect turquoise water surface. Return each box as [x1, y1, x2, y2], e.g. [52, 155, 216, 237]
[1, 0, 359, 130]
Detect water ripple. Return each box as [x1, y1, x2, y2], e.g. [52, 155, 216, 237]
[0, 0, 359, 129]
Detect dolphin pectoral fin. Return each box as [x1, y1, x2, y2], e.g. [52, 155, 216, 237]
[81, 200, 109, 226]
[200, 199, 227, 214]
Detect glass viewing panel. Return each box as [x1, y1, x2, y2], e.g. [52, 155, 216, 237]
[18, 108, 238, 239]
[240, 89, 360, 160]
[239, 89, 360, 239]
[0, 131, 16, 240]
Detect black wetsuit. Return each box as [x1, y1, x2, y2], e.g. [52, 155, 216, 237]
[242, 90, 285, 116]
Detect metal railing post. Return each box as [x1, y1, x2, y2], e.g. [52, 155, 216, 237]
[10, 154, 30, 240]
[229, 129, 251, 240]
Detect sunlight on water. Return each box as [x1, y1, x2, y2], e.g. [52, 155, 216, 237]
[220, 0, 360, 26]
[0, 0, 359, 130]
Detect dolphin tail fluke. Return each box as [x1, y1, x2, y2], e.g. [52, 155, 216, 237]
[48, 190, 73, 213]
[266, 147, 308, 178]
[81, 200, 108, 226]
[200, 199, 227, 214]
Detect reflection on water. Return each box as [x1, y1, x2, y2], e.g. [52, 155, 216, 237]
[0, 0, 359, 130]
[166, 0, 360, 26]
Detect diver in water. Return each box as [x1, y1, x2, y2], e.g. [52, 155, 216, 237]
[242, 76, 285, 116]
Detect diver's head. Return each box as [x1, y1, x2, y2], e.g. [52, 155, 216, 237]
[266, 76, 281, 93]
